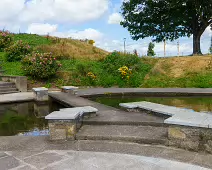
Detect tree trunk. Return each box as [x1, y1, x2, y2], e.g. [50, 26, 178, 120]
[193, 33, 202, 55]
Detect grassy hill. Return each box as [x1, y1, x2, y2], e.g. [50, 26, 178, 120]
[142, 55, 212, 88]
[1, 33, 212, 89]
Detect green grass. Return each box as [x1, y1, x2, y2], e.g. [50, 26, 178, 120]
[142, 71, 212, 88]
[13, 33, 52, 47]
[0, 52, 24, 76]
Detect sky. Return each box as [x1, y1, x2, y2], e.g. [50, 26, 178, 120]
[0, 0, 211, 57]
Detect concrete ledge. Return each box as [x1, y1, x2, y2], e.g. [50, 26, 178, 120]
[0, 76, 27, 92]
[61, 86, 78, 94]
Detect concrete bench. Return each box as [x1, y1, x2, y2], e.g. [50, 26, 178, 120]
[45, 106, 98, 140]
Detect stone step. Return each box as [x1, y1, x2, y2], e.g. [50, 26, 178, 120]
[0, 82, 16, 87]
[76, 125, 168, 145]
[0, 88, 17, 92]
[0, 91, 18, 94]
[0, 85, 16, 89]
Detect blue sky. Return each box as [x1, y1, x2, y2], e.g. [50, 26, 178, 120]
[0, 0, 211, 56]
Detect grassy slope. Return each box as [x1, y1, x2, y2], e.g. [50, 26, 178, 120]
[142, 55, 212, 88]
[0, 33, 108, 76]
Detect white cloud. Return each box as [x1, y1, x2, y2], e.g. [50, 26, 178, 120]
[27, 23, 58, 35]
[52, 28, 103, 41]
[108, 13, 123, 24]
[19, 0, 109, 24]
[0, 0, 109, 25]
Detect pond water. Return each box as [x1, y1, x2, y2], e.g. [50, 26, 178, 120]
[91, 96, 212, 113]
[0, 101, 65, 136]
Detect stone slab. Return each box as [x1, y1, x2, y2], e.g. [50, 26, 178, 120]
[120, 101, 212, 129]
[32, 87, 48, 92]
[23, 152, 66, 169]
[60, 106, 98, 116]
[0, 156, 21, 170]
[45, 111, 80, 120]
[62, 86, 79, 90]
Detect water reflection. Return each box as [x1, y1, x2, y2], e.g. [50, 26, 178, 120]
[0, 101, 64, 136]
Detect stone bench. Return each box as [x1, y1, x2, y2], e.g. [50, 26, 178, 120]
[45, 106, 98, 140]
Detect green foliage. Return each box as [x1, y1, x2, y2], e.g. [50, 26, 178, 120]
[147, 42, 156, 56]
[0, 30, 13, 51]
[22, 52, 62, 79]
[0, 52, 24, 76]
[142, 72, 212, 88]
[120, 0, 211, 54]
[102, 51, 140, 75]
[5, 40, 32, 62]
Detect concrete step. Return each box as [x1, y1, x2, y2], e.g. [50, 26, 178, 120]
[0, 91, 19, 94]
[76, 125, 168, 145]
[0, 85, 16, 89]
[0, 88, 17, 92]
[0, 82, 16, 87]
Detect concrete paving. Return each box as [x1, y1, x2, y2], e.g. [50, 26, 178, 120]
[0, 136, 211, 169]
[0, 92, 34, 104]
[48, 92, 165, 126]
[1, 150, 209, 170]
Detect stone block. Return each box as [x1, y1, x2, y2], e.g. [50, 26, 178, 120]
[32, 87, 48, 102]
[168, 126, 200, 151]
[168, 127, 186, 140]
[61, 86, 78, 95]
[48, 121, 77, 140]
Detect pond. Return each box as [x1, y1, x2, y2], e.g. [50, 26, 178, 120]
[0, 101, 65, 136]
[91, 96, 212, 113]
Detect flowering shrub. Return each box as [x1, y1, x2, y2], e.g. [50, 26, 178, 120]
[22, 52, 62, 79]
[5, 40, 31, 62]
[0, 30, 13, 51]
[87, 72, 97, 85]
[118, 66, 132, 80]
[87, 72, 97, 80]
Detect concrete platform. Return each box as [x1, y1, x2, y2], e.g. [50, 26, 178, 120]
[0, 92, 34, 104]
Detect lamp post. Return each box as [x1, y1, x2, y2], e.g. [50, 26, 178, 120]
[124, 38, 126, 53]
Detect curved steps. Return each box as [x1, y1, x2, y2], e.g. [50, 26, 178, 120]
[76, 125, 168, 145]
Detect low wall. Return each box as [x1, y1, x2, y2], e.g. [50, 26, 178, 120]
[1, 76, 27, 92]
[168, 126, 212, 153]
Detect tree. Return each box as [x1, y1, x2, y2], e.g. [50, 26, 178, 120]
[120, 0, 212, 55]
[147, 42, 156, 56]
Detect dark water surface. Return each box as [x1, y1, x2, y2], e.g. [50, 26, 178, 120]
[0, 101, 65, 136]
[91, 96, 212, 113]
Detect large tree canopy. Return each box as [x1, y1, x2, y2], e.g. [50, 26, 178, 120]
[121, 0, 212, 55]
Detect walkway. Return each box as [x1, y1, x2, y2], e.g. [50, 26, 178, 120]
[0, 92, 33, 104]
[0, 136, 212, 169]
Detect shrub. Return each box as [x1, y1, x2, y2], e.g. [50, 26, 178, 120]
[103, 51, 140, 75]
[22, 52, 62, 79]
[5, 40, 31, 62]
[0, 30, 13, 51]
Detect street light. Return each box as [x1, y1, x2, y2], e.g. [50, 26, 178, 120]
[124, 38, 126, 53]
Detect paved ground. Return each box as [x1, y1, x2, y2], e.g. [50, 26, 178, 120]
[0, 92, 33, 104]
[49, 92, 165, 126]
[0, 136, 212, 169]
[0, 150, 210, 170]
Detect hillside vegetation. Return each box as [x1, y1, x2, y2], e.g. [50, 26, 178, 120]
[142, 55, 212, 88]
[1, 32, 212, 89]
